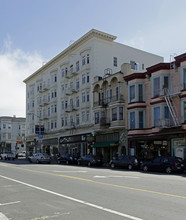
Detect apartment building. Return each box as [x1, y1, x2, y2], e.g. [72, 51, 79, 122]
[24, 29, 163, 156]
[0, 116, 26, 155]
[124, 52, 186, 162]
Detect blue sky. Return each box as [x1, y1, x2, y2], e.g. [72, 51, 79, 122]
[0, 0, 186, 117]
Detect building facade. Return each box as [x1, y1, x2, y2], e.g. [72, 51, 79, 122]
[24, 29, 163, 157]
[124, 53, 186, 162]
[0, 116, 26, 155]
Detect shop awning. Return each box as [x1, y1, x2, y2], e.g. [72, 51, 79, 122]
[93, 141, 119, 148]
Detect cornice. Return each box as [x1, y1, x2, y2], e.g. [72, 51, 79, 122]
[23, 29, 117, 84]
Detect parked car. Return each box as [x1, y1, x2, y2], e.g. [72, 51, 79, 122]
[141, 156, 185, 174]
[0, 152, 16, 160]
[28, 153, 51, 164]
[18, 151, 26, 158]
[57, 153, 78, 165]
[77, 155, 103, 166]
[109, 155, 139, 170]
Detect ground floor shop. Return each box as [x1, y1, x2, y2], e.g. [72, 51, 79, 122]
[26, 137, 58, 156]
[59, 133, 93, 157]
[93, 131, 127, 163]
[128, 130, 186, 162]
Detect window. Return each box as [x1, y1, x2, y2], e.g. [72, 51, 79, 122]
[86, 111, 89, 121]
[82, 92, 86, 103]
[82, 74, 86, 84]
[183, 68, 186, 90]
[119, 107, 123, 120]
[82, 111, 86, 122]
[76, 114, 80, 125]
[61, 101, 64, 110]
[110, 89, 112, 102]
[87, 73, 89, 83]
[142, 64, 145, 70]
[76, 79, 80, 90]
[153, 77, 160, 97]
[130, 112, 135, 129]
[61, 118, 64, 127]
[112, 108, 117, 121]
[76, 97, 79, 107]
[87, 54, 89, 64]
[87, 92, 89, 102]
[138, 84, 143, 101]
[139, 111, 144, 128]
[61, 69, 65, 77]
[153, 106, 161, 126]
[95, 112, 99, 124]
[106, 90, 109, 103]
[76, 61, 79, 72]
[82, 55, 85, 65]
[61, 85, 65, 94]
[113, 57, 117, 67]
[129, 85, 135, 102]
[65, 100, 68, 109]
[116, 87, 119, 100]
[70, 65, 73, 74]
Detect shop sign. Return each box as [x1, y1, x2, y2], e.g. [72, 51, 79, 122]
[86, 135, 94, 143]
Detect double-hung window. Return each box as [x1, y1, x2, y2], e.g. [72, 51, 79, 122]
[129, 85, 135, 103]
[153, 106, 161, 127]
[130, 112, 135, 129]
[138, 84, 143, 101]
[112, 108, 117, 121]
[119, 107, 123, 120]
[138, 111, 144, 128]
[153, 76, 160, 97]
[95, 112, 99, 124]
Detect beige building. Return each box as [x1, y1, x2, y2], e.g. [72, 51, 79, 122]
[23, 29, 163, 156]
[0, 116, 26, 155]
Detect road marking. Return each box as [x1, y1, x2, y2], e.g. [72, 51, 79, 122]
[0, 175, 143, 220]
[31, 212, 70, 220]
[94, 175, 139, 179]
[53, 170, 87, 173]
[0, 201, 20, 206]
[0, 213, 9, 220]
[1, 163, 186, 199]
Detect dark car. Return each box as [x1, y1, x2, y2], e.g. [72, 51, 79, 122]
[77, 155, 103, 167]
[141, 156, 185, 174]
[109, 155, 139, 170]
[57, 154, 78, 165]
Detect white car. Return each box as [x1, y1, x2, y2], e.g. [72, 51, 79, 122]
[0, 152, 16, 160]
[28, 153, 51, 164]
[18, 151, 26, 157]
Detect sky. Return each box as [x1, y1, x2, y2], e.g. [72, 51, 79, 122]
[0, 0, 186, 117]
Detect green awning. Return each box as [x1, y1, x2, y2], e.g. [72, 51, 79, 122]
[93, 141, 119, 148]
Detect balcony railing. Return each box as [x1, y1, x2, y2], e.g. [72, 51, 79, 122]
[154, 117, 181, 128]
[94, 95, 125, 107]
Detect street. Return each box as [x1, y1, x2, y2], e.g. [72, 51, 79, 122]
[0, 160, 186, 220]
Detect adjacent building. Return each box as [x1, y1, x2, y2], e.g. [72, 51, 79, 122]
[24, 29, 163, 157]
[0, 116, 26, 155]
[124, 53, 186, 162]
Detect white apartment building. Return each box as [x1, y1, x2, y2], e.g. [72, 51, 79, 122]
[0, 116, 26, 155]
[24, 29, 163, 156]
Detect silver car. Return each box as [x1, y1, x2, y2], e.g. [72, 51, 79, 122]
[28, 153, 51, 164]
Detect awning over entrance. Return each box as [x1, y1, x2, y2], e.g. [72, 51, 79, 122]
[93, 141, 119, 148]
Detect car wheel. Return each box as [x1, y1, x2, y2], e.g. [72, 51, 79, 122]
[128, 164, 133, 170]
[36, 159, 40, 164]
[88, 162, 91, 167]
[110, 163, 115, 169]
[165, 167, 172, 174]
[143, 165, 148, 172]
[77, 161, 81, 166]
[57, 160, 61, 164]
[66, 160, 69, 165]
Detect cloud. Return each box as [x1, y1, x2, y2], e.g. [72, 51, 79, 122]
[0, 37, 44, 117]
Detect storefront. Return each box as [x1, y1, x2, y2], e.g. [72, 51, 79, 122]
[59, 133, 92, 157]
[93, 132, 120, 163]
[41, 138, 59, 156]
[128, 130, 186, 161]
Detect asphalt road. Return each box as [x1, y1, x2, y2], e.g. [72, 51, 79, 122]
[0, 159, 186, 220]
